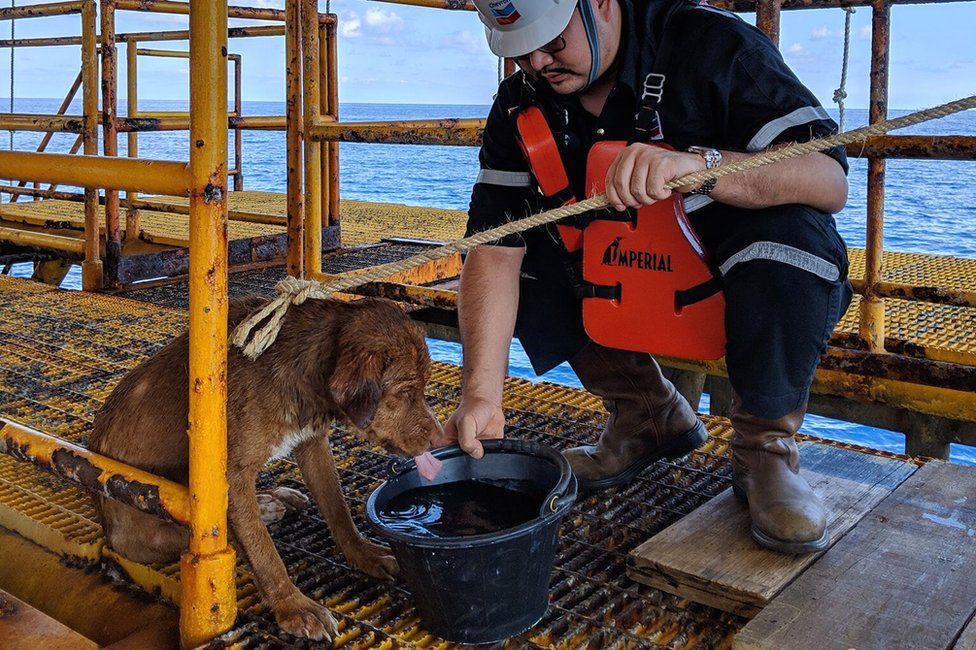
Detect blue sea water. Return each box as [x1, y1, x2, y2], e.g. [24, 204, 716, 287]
[4, 98, 975, 463]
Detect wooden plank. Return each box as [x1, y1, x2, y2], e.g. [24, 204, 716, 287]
[736, 461, 976, 650]
[0, 589, 98, 650]
[628, 443, 916, 616]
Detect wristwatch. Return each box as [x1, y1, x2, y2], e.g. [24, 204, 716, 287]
[686, 146, 722, 196]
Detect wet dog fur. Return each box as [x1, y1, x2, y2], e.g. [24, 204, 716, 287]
[88, 295, 442, 641]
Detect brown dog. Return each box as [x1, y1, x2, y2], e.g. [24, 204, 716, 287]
[89, 295, 442, 641]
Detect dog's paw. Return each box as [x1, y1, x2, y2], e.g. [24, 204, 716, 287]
[270, 486, 309, 511]
[257, 488, 309, 525]
[256, 493, 287, 525]
[273, 593, 339, 642]
[347, 540, 399, 581]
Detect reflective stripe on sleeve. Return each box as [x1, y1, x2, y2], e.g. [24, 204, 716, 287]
[719, 241, 840, 281]
[476, 169, 533, 187]
[746, 106, 831, 152]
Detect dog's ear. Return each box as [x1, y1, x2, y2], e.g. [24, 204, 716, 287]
[329, 346, 384, 430]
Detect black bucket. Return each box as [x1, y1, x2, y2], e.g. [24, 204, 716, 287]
[365, 439, 577, 644]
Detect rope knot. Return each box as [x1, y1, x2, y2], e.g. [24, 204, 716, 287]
[275, 276, 316, 305]
[833, 88, 848, 102]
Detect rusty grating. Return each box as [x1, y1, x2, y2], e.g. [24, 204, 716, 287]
[0, 274, 750, 648]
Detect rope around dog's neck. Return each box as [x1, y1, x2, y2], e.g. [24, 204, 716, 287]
[232, 94, 976, 359]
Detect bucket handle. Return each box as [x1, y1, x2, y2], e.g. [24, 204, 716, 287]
[385, 441, 577, 519]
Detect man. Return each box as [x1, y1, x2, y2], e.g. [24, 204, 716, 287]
[440, 0, 853, 554]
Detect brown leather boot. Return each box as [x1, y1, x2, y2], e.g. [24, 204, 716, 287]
[563, 342, 707, 492]
[730, 397, 829, 553]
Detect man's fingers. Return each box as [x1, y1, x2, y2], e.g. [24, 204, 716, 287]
[456, 413, 485, 460]
[611, 151, 638, 209]
[630, 153, 653, 205]
[604, 156, 623, 210]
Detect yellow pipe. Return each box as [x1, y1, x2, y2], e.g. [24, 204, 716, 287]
[0, 419, 191, 523]
[182, 0, 236, 646]
[81, 0, 102, 291]
[0, 227, 86, 255]
[137, 47, 190, 58]
[0, 1, 84, 19]
[302, 0, 322, 277]
[0, 151, 190, 195]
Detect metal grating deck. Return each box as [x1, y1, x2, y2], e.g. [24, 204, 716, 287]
[0, 273, 759, 648]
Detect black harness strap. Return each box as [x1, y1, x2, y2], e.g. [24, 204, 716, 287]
[675, 276, 723, 309]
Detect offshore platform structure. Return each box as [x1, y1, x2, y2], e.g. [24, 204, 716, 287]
[0, 1, 973, 649]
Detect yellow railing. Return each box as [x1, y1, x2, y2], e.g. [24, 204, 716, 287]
[0, 2, 235, 646]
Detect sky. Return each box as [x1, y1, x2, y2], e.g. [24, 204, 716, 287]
[0, 0, 972, 109]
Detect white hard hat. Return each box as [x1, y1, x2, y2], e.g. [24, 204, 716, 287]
[472, 0, 577, 58]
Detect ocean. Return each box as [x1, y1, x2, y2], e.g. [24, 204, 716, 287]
[5, 98, 975, 463]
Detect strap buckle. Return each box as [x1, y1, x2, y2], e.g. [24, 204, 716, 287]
[641, 73, 666, 103]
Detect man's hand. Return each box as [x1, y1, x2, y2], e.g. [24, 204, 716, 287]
[605, 143, 706, 211]
[435, 397, 506, 460]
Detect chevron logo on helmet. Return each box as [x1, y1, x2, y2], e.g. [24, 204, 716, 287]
[489, 0, 521, 25]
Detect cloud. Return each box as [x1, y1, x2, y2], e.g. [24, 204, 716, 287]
[364, 8, 404, 33]
[811, 26, 844, 40]
[441, 30, 487, 55]
[340, 11, 362, 37]
[858, 25, 872, 41]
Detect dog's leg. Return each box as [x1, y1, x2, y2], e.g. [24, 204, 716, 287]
[228, 474, 338, 641]
[99, 496, 188, 563]
[294, 433, 399, 580]
[256, 487, 310, 525]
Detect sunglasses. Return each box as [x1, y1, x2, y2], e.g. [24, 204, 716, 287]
[513, 34, 567, 63]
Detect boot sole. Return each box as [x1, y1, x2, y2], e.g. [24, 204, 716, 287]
[576, 420, 708, 493]
[731, 483, 831, 554]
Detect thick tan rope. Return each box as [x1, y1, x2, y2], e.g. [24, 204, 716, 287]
[232, 94, 976, 358]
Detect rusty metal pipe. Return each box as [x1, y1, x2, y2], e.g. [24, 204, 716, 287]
[233, 54, 243, 191]
[326, 18, 340, 230]
[756, 0, 782, 45]
[114, 0, 285, 20]
[319, 22, 330, 229]
[81, 0, 102, 290]
[0, 419, 190, 524]
[101, 0, 122, 289]
[301, 0, 322, 277]
[285, 0, 304, 277]
[0, 114, 85, 133]
[307, 117, 486, 145]
[0, 1, 84, 19]
[126, 40, 142, 243]
[845, 135, 976, 159]
[116, 114, 286, 131]
[0, 24, 288, 47]
[859, 0, 890, 352]
[370, 0, 475, 9]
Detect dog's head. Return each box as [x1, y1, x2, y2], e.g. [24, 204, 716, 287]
[328, 299, 443, 457]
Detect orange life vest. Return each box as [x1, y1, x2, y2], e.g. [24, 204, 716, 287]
[514, 105, 726, 360]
